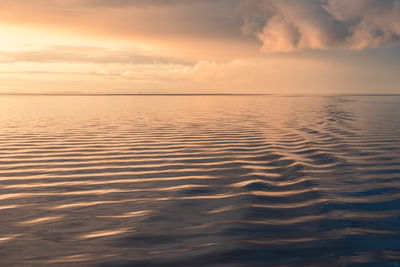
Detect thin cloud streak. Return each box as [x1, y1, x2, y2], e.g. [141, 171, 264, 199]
[86, 0, 222, 7]
[0, 45, 194, 65]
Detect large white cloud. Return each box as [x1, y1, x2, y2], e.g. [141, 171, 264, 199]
[240, 0, 400, 52]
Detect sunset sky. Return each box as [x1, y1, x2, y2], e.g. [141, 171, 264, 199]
[1, 0, 399, 94]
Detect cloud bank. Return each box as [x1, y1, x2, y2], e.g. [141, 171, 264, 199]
[240, 0, 400, 52]
[86, 0, 218, 7]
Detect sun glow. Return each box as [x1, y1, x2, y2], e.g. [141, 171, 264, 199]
[0, 0, 398, 95]
[0, 23, 165, 53]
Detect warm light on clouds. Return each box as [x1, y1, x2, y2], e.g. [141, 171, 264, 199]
[241, 0, 400, 53]
[0, 0, 399, 94]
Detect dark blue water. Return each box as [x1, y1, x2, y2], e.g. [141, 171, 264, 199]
[0, 95, 399, 266]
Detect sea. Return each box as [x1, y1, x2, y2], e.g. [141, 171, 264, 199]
[0, 95, 399, 266]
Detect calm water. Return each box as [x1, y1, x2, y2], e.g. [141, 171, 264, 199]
[0, 95, 399, 266]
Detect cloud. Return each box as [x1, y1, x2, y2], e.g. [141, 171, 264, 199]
[0, 45, 193, 65]
[85, 0, 216, 7]
[240, 0, 400, 52]
[0, 0, 245, 55]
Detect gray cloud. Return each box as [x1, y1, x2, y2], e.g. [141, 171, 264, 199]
[240, 0, 400, 52]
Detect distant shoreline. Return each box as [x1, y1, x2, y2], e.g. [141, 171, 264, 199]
[0, 93, 399, 97]
[0, 93, 272, 96]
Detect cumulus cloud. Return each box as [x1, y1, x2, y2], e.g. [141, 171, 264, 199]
[240, 0, 400, 52]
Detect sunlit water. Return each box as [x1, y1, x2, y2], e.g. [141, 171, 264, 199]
[0, 95, 399, 266]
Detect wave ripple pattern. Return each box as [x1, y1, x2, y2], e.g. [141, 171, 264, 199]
[0, 95, 399, 266]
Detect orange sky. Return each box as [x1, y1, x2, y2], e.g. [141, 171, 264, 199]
[0, 0, 399, 94]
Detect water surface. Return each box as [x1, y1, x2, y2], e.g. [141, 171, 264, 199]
[0, 95, 399, 266]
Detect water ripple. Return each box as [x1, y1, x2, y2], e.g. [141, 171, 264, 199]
[0, 95, 399, 266]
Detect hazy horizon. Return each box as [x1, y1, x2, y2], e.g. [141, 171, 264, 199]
[1, 92, 400, 96]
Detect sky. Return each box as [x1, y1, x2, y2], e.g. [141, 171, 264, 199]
[0, 0, 399, 94]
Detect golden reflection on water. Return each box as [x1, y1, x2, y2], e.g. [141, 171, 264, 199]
[0, 95, 399, 265]
[0, 204, 23, 210]
[97, 210, 152, 218]
[0, 234, 22, 244]
[78, 228, 132, 240]
[0, 175, 217, 188]
[18, 215, 64, 225]
[45, 253, 118, 264]
[46, 254, 94, 264]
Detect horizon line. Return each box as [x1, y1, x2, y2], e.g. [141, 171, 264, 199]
[0, 93, 399, 97]
[0, 93, 272, 96]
